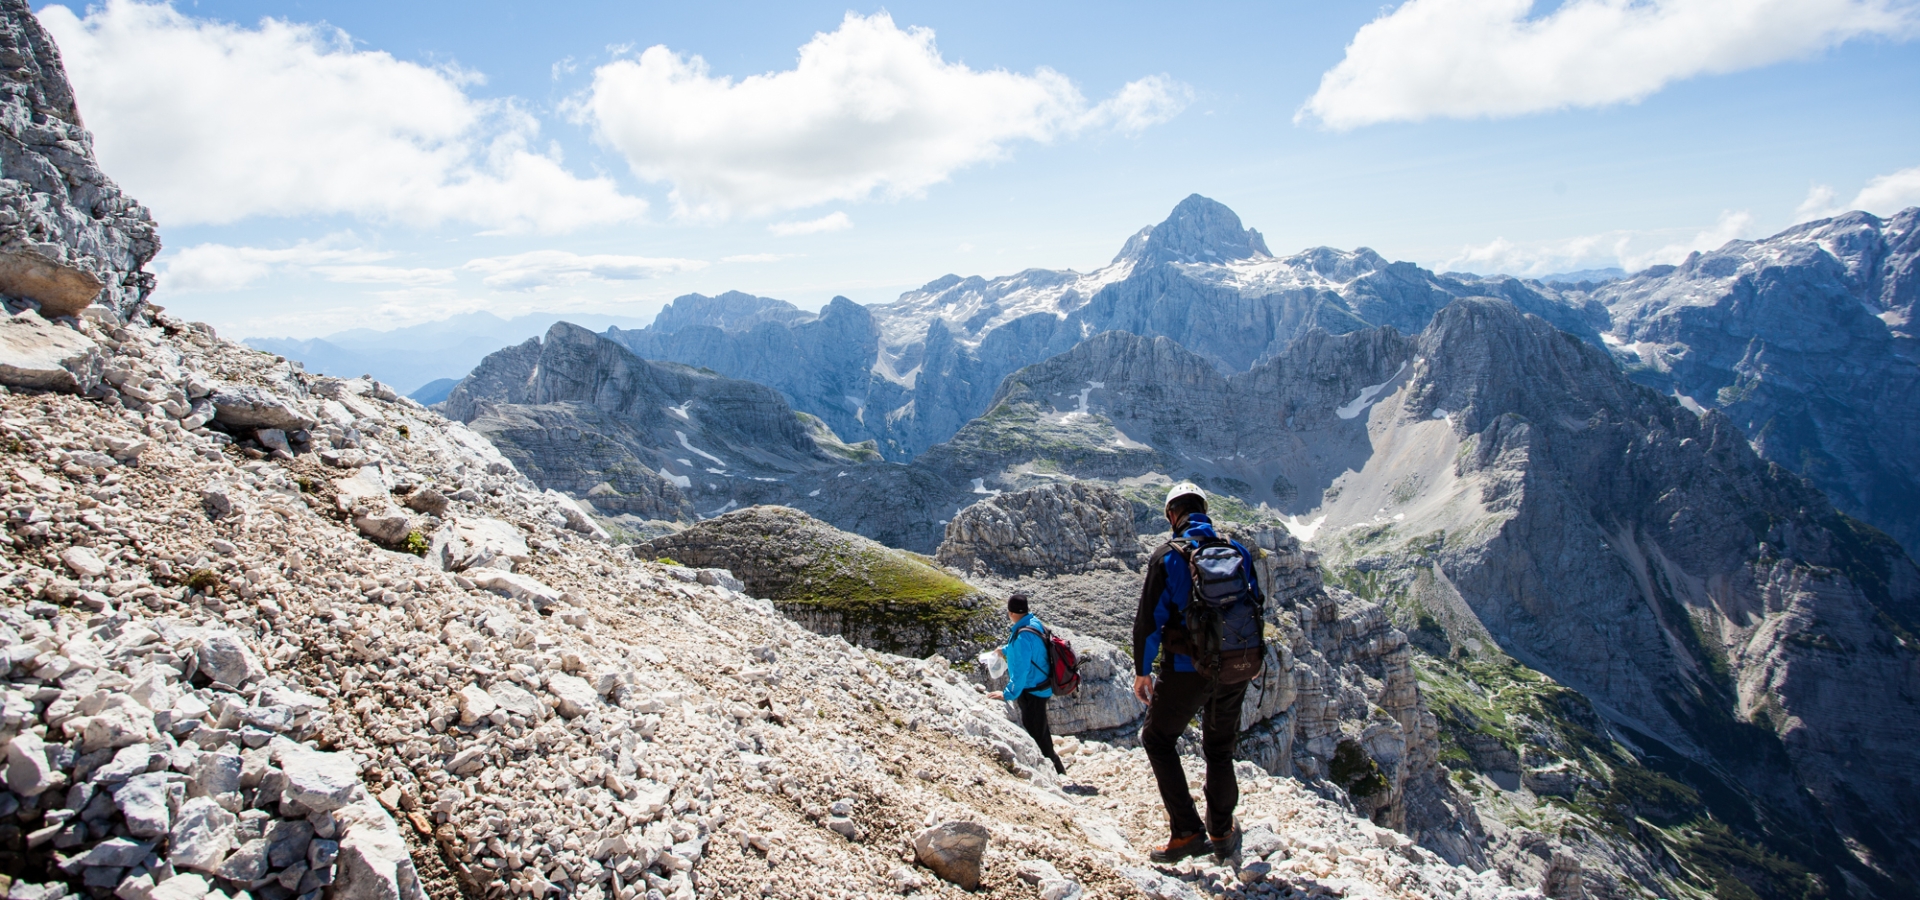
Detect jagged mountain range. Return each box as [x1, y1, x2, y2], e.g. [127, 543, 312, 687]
[586, 196, 1920, 565]
[599, 194, 1609, 465]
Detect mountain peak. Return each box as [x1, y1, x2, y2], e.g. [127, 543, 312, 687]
[1114, 194, 1271, 267]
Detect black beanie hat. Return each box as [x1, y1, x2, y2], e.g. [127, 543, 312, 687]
[1007, 592, 1030, 614]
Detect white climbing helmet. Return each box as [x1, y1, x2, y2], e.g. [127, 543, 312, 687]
[1164, 481, 1207, 511]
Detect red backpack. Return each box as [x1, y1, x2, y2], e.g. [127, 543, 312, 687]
[1017, 625, 1081, 697]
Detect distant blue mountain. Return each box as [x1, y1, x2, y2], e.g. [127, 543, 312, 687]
[410, 377, 459, 406]
[1534, 267, 1626, 285]
[246, 310, 653, 394]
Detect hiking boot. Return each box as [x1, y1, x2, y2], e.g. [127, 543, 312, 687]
[1210, 823, 1241, 861]
[1149, 832, 1209, 863]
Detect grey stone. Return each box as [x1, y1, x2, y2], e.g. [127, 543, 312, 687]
[75, 837, 152, 867]
[88, 743, 153, 785]
[6, 730, 55, 796]
[194, 631, 265, 687]
[546, 673, 598, 719]
[168, 795, 237, 871]
[331, 800, 426, 900]
[189, 751, 243, 796]
[279, 749, 359, 812]
[112, 772, 172, 838]
[215, 837, 270, 882]
[486, 682, 543, 720]
[0, 312, 101, 394]
[210, 385, 315, 431]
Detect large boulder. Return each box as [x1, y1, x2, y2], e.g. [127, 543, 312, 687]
[0, 311, 100, 392]
[0, 245, 101, 316]
[429, 516, 531, 572]
[211, 384, 316, 430]
[914, 821, 990, 889]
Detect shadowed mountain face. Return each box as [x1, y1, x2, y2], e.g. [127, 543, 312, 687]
[1595, 209, 1920, 558]
[601, 195, 1604, 463]
[442, 322, 879, 531]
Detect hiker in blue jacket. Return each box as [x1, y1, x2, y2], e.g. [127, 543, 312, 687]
[1002, 592, 1066, 775]
[1132, 482, 1259, 863]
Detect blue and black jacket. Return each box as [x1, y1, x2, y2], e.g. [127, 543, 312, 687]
[1132, 513, 1261, 677]
[1003, 612, 1053, 701]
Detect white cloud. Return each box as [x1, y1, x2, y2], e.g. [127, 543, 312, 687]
[40, 0, 648, 233]
[1442, 210, 1758, 275]
[1796, 164, 1920, 221]
[1794, 183, 1844, 222]
[1299, 0, 1918, 130]
[578, 12, 1189, 219]
[769, 212, 853, 236]
[312, 266, 458, 286]
[462, 251, 708, 291]
[161, 240, 390, 292]
[1850, 164, 1920, 214]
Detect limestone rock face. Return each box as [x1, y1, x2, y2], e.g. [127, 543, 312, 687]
[0, 0, 158, 318]
[1304, 297, 1920, 889]
[936, 482, 1142, 576]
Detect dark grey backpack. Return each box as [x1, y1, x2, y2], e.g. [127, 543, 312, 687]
[1172, 536, 1266, 684]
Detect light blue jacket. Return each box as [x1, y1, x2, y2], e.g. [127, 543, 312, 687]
[1003, 613, 1053, 701]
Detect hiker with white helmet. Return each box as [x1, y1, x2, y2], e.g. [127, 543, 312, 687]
[1132, 481, 1267, 863]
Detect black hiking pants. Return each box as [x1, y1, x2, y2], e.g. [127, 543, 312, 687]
[1141, 670, 1248, 838]
[1016, 692, 1065, 774]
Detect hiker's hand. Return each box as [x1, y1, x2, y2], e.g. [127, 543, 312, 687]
[1133, 675, 1154, 703]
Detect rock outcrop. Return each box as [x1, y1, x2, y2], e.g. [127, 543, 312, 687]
[633, 505, 997, 659]
[0, 0, 158, 320]
[935, 482, 1143, 576]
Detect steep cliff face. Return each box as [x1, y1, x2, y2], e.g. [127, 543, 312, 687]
[1595, 208, 1920, 559]
[0, 0, 157, 319]
[605, 293, 882, 452]
[1308, 298, 1920, 896]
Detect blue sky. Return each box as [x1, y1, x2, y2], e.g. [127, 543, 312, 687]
[33, 0, 1920, 338]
